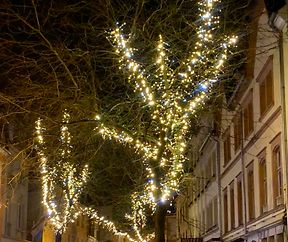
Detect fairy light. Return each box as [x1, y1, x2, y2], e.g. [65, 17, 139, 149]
[35, 115, 143, 241]
[34, 112, 89, 233]
[125, 191, 156, 242]
[110, 27, 155, 106]
[104, 0, 237, 207]
[35, 0, 236, 239]
[81, 207, 149, 242]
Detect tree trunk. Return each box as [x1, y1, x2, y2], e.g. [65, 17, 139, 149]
[55, 232, 62, 242]
[154, 202, 168, 242]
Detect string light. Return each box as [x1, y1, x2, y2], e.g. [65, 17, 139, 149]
[35, 0, 237, 240]
[35, 112, 89, 232]
[103, 0, 237, 206]
[81, 207, 145, 242]
[35, 114, 144, 242]
[125, 190, 156, 242]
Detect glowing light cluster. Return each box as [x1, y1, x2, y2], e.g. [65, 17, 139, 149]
[35, 112, 89, 232]
[125, 191, 156, 242]
[35, 114, 144, 241]
[81, 207, 151, 242]
[35, 0, 237, 239]
[103, 0, 237, 206]
[111, 26, 155, 106]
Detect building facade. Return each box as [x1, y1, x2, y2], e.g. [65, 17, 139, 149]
[0, 145, 29, 242]
[177, 1, 288, 242]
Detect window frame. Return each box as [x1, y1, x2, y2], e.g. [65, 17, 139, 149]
[246, 161, 255, 220]
[258, 148, 268, 214]
[270, 133, 283, 207]
[237, 173, 243, 226]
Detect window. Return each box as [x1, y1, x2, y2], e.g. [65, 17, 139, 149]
[258, 56, 274, 117]
[268, 235, 274, 242]
[211, 151, 216, 177]
[230, 182, 235, 229]
[223, 128, 231, 166]
[247, 162, 255, 220]
[237, 174, 243, 226]
[223, 188, 228, 233]
[233, 112, 242, 152]
[276, 233, 284, 242]
[206, 202, 213, 230]
[272, 145, 283, 206]
[258, 149, 267, 214]
[243, 91, 254, 138]
[213, 196, 218, 226]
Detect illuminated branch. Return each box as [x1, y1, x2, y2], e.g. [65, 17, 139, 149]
[36, 0, 237, 236]
[81, 207, 147, 242]
[36, 114, 151, 240]
[125, 191, 156, 242]
[110, 27, 155, 106]
[35, 112, 89, 232]
[106, 0, 237, 205]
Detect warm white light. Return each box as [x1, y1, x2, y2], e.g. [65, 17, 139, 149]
[106, 0, 236, 218]
[35, 112, 89, 233]
[35, 0, 236, 239]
